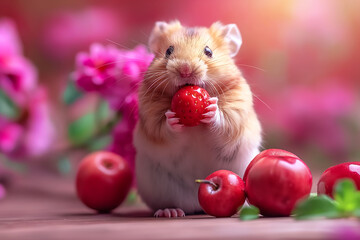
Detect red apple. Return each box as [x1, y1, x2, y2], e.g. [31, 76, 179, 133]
[243, 149, 299, 182]
[245, 149, 312, 217]
[171, 85, 210, 126]
[317, 162, 360, 198]
[76, 151, 133, 212]
[197, 170, 245, 217]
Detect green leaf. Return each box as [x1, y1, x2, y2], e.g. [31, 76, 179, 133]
[354, 192, 360, 218]
[354, 206, 360, 218]
[126, 190, 138, 205]
[68, 113, 96, 145]
[293, 195, 340, 220]
[87, 135, 112, 151]
[239, 205, 260, 221]
[63, 80, 83, 105]
[334, 179, 358, 214]
[96, 100, 111, 124]
[0, 89, 19, 119]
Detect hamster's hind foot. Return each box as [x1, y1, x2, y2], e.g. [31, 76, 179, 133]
[154, 208, 185, 218]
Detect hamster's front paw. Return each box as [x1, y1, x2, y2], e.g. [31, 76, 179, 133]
[165, 110, 184, 133]
[201, 97, 221, 126]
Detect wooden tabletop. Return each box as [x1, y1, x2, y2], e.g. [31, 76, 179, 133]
[0, 174, 359, 240]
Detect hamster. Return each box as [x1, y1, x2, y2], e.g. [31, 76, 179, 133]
[133, 21, 262, 217]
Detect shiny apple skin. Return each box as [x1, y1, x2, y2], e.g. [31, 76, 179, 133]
[76, 151, 133, 212]
[198, 170, 245, 217]
[317, 162, 360, 198]
[244, 149, 312, 217]
[243, 149, 299, 182]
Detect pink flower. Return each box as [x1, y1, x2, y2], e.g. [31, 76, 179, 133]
[0, 88, 55, 159]
[21, 88, 55, 158]
[109, 119, 136, 174]
[74, 43, 122, 92]
[0, 18, 22, 56]
[42, 7, 120, 60]
[0, 19, 37, 106]
[122, 45, 155, 80]
[0, 18, 54, 160]
[73, 43, 153, 111]
[108, 93, 139, 174]
[106, 45, 154, 110]
[0, 120, 22, 153]
[0, 54, 37, 106]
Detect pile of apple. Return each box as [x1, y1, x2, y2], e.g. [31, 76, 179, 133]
[197, 149, 310, 217]
[197, 149, 360, 217]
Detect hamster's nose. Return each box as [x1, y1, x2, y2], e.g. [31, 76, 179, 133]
[178, 63, 192, 78]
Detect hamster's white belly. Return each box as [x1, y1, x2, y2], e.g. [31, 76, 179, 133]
[134, 125, 257, 214]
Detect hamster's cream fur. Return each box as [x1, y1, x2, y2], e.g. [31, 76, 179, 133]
[134, 21, 262, 217]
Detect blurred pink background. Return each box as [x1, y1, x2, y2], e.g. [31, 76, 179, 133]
[0, 0, 360, 195]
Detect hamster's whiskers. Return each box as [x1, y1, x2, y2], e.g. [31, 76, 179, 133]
[101, 69, 162, 97]
[161, 80, 171, 97]
[192, 65, 201, 74]
[106, 39, 133, 50]
[143, 75, 167, 97]
[107, 38, 161, 58]
[205, 80, 224, 101]
[236, 64, 265, 72]
[149, 78, 169, 101]
[252, 93, 273, 111]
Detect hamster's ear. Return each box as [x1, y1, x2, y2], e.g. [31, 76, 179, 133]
[154, 21, 169, 33]
[211, 22, 242, 57]
[223, 24, 242, 57]
[148, 21, 168, 53]
[148, 21, 182, 54]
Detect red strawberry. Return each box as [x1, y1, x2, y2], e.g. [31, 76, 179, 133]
[171, 85, 210, 127]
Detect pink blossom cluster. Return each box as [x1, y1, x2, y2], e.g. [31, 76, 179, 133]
[0, 19, 54, 160]
[73, 43, 153, 172]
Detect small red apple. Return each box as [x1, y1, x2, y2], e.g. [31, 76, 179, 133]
[196, 170, 245, 217]
[317, 162, 360, 198]
[245, 149, 312, 217]
[171, 85, 210, 126]
[76, 151, 133, 212]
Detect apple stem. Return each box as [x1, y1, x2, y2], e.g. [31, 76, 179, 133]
[195, 179, 219, 190]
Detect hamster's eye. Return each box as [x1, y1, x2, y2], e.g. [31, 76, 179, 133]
[204, 46, 213, 58]
[165, 46, 174, 58]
